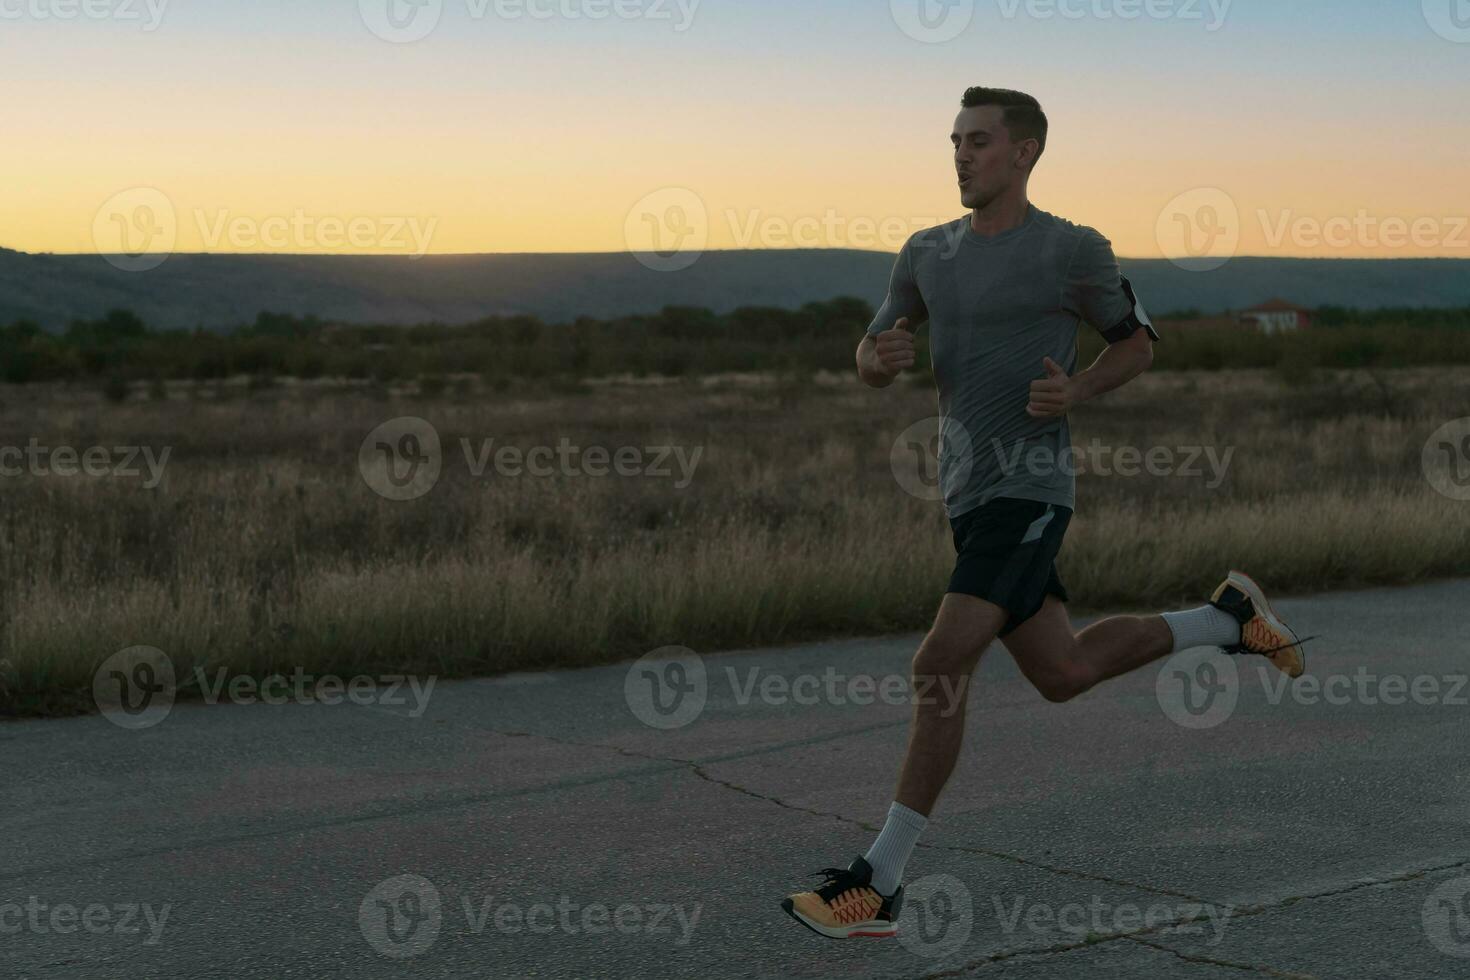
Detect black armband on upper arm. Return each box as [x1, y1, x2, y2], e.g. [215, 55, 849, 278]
[1098, 276, 1161, 344]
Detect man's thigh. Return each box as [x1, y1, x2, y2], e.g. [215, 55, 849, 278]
[999, 595, 1079, 682]
[924, 592, 1011, 671]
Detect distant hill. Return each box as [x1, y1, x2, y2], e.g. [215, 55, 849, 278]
[3, 247, 1469, 331]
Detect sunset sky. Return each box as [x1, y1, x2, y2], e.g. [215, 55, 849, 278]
[3, 0, 1467, 260]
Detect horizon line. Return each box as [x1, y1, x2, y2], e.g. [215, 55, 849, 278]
[7, 246, 1470, 264]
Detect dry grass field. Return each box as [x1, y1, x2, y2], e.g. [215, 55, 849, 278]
[2, 366, 1468, 716]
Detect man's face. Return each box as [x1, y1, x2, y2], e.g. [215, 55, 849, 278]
[952, 105, 1033, 210]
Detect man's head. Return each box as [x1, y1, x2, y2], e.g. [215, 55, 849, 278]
[953, 87, 1047, 210]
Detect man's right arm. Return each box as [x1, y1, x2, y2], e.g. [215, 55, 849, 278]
[858, 240, 927, 388]
[857, 319, 915, 388]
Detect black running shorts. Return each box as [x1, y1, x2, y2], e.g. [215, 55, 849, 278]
[947, 497, 1072, 637]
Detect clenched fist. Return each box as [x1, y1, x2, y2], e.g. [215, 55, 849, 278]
[873, 318, 917, 376]
[1026, 357, 1077, 418]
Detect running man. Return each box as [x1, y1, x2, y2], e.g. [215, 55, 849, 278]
[781, 87, 1310, 940]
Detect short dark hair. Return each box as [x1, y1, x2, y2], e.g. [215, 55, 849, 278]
[960, 87, 1048, 165]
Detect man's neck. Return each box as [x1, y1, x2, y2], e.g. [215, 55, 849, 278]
[969, 193, 1031, 238]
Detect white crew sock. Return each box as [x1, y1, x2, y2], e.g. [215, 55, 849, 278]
[863, 802, 928, 896]
[1161, 605, 1242, 652]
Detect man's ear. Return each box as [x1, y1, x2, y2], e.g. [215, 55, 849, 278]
[1015, 139, 1039, 170]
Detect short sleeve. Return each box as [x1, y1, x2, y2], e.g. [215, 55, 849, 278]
[1064, 229, 1138, 336]
[867, 237, 929, 336]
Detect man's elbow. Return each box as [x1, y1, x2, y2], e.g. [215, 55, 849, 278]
[1127, 332, 1154, 372]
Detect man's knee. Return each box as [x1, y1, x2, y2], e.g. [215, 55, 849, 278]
[912, 627, 986, 681]
[1030, 661, 1095, 703]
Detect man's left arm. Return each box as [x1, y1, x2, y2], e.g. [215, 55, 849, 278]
[1028, 232, 1158, 419]
[1027, 331, 1152, 417]
[1074, 325, 1154, 399]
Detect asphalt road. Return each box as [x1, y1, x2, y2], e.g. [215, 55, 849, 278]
[5, 579, 1470, 979]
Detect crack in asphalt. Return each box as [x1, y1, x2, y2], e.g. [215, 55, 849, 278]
[501, 728, 1462, 980]
[0, 717, 905, 883]
[7, 712, 1462, 980]
[914, 852, 1470, 978]
[495, 726, 1212, 903]
[902, 928, 1313, 979]
[1123, 935, 1317, 979]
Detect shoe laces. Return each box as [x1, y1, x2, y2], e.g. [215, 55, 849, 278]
[811, 867, 866, 901]
[1225, 634, 1320, 658]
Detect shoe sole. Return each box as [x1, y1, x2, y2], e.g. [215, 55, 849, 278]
[780, 898, 897, 939]
[1227, 570, 1306, 678]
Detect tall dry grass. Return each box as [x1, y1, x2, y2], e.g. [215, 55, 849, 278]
[2, 367, 1468, 716]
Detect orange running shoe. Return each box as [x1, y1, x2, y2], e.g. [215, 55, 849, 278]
[1210, 570, 1311, 679]
[781, 856, 903, 940]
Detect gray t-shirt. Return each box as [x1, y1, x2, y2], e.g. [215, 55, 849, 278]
[869, 206, 1135, 519]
